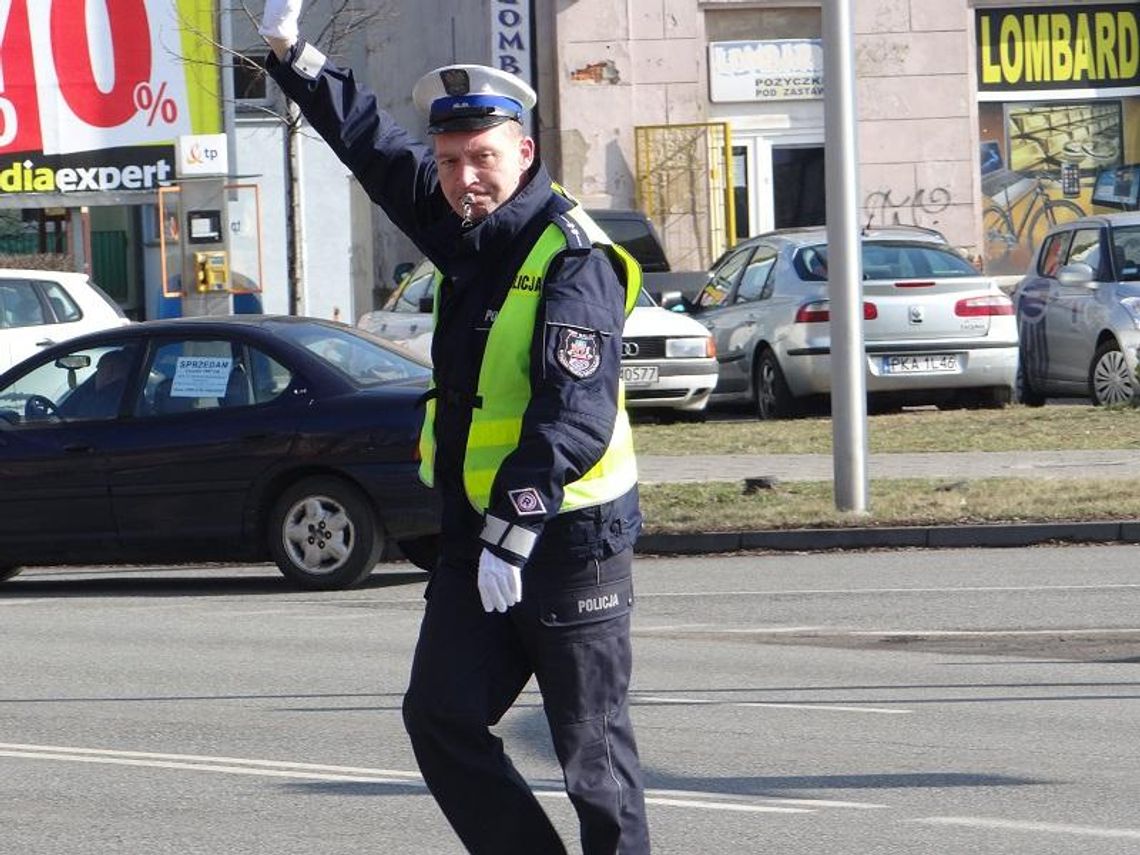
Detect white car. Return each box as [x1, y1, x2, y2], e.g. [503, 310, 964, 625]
[359, 260, 718, 413]
[0, 269, 130, 373]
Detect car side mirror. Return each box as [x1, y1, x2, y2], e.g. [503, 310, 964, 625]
[1057, 262, 1096, 288]
[418, 295, 435, 313]
[659, 291, 686, 312]
[393, 262, 415, 285]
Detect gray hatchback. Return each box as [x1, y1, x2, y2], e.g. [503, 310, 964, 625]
[670, 225, 1018, 419]
[1013, 212, 1140, 406]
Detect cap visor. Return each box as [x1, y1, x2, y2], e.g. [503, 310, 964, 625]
[427, 115, 517, 135]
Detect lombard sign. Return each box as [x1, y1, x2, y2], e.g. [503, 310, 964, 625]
[709, 39, 824, 103]
[0, 0, 220, 195]
[976, 5, 1140, 96]
[491, 0, 532, 134]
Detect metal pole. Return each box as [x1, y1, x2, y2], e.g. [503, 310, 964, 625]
[823, 0, 868, 513]
[218, 2, 237, 179]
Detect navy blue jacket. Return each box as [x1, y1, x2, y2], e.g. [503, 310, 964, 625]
[267, 45, 641, 568]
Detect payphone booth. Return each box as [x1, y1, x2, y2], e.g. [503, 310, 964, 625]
[158, 134, 264, 317]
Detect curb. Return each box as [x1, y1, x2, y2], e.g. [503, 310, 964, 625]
[634, 520, 1140, 555]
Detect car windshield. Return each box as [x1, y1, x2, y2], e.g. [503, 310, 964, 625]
[270, 321, 431, 386]
[795, 242, 978, 281]
[635, 289, 656, 307]
[1111, 226, 1140, 281]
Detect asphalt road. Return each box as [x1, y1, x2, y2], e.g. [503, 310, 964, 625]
[4, 545, 1140, 854]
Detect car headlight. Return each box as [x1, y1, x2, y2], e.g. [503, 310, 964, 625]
[1122, 297, 1140, 330]
[666, 337, 714, 358]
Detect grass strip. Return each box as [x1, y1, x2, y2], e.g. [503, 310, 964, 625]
[639, 478, 1140, 534]
[632, 405, 1140, 455]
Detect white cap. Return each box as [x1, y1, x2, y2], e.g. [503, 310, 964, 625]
[412, 64, 536, 134]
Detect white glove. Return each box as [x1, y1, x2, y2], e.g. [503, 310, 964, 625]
[259, 0, 303, 44]
[477, 548, 522, 613]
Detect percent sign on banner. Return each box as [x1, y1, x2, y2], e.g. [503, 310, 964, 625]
[0, 0, 194, 156]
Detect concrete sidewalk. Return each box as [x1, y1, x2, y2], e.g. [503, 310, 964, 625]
[634, 450, 1140, 556]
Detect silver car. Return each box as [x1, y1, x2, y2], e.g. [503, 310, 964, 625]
[669, 225, 1019, 419]
[1013, 212, 1140, 406]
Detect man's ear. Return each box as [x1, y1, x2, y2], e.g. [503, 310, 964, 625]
[519, 135, 535, 169]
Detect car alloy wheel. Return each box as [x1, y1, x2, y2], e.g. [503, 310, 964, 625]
[1090, 341, 1134, 407]
[268, 476, 382, 590]
[754, 349, 796, 420]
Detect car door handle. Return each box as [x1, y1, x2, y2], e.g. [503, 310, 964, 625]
[62, 443, 94, 454]
[35, 338, 56, 347]
[240, 432, 274, 442]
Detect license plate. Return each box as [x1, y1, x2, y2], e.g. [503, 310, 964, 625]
[620, 365, 659, 386]
[881, 353, 961, 374]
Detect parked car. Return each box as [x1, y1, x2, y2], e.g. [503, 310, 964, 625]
[584, 208, 712, 301]
[1013, 212, 1140, 407]
[359, 260, 718, 415]
[667, 225, 1018, 419]
[0, 269, 130, 373]
[0, 316, 440, 590]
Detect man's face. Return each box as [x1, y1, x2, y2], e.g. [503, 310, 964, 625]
[434, 121, 535, 223]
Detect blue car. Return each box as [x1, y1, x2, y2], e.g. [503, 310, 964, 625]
[0, 316, 440, 590]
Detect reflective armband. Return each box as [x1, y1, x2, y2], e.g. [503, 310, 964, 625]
[480, 513, 538, 562]
[293, 41, 327, 80]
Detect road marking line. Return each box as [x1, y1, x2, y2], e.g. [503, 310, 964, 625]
[646, 789, 886, 810]
[0, 743, 421, 778]
[636, 695, 911, 715]
[638, 626, 1140, 639]
[639, 583, 1140, 597]
[0, 742, 822, 816]
[912, 816, 1140, 840]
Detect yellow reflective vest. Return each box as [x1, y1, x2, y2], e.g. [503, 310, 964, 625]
[418, 203, 641, 516]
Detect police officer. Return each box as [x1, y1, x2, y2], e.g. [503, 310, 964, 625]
[261, 3, 651, 852]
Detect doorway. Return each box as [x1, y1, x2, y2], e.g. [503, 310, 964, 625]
[731, 137, 826, 240]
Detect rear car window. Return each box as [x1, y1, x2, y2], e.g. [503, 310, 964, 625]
[795, 242, 978, 281]
[0, 280, 46, 328]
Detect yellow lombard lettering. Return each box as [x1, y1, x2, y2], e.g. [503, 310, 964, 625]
[1000, 15, 1024, 84]
[1121, 11, 1139, 79]
[1025, 15, 1050, 82]
[1072, 14, 1094, 81]
[1051, 14, 1073, 81]
[980, 16, 1003, 84]
[1095, 12, 1119, 80]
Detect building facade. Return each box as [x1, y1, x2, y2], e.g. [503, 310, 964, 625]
[1, 1, 1137, 324]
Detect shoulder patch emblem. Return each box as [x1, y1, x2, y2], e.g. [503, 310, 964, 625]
[556, 327, 602, 379]
[508, 487, 547, 517]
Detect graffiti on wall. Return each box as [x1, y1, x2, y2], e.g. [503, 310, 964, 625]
[862, 185, 952, 228]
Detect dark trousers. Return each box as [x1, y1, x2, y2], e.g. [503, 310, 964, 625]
[402, 548, 650, 854]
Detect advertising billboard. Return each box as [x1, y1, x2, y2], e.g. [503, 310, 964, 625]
[0, 0, 220, 197]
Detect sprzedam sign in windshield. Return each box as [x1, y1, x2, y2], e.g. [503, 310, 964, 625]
[0, 0, 219, 195]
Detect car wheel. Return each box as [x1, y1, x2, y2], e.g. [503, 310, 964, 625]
[1089, 341, 1134, 406]
[753, 349, 796, 420]
[268, 477, 382, 590]
[0, 566, 22, 583]
[395, 534, 439, 573]
[1016, 359, 1046, 407]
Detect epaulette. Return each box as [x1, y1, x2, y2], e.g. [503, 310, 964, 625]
[552, 213, 593, 252]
